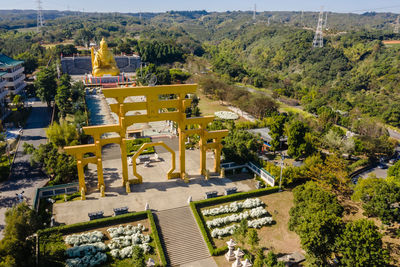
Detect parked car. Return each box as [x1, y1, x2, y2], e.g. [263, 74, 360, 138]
[377, 163, 388, 169]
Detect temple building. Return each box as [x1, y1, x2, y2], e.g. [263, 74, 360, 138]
[60, 38, 140, 79]
[0, 54, 26, 116]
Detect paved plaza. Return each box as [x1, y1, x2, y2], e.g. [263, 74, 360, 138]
[53, 144, 254, 225]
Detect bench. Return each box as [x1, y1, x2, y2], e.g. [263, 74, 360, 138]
[205, 191, 218, 199]
[224, 187, 237, 196]
[139, 155, 150, 163]
[88, 211, 104, 221]
[113, 206, 129, 216]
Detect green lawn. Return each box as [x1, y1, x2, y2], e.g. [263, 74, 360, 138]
[196, 90, 232, 116]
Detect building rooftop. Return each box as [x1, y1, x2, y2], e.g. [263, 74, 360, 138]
[0, 54, 24, 68]
[247, 127, 287, 143]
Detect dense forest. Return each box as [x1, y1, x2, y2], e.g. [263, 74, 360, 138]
[1, 9, 400, 130]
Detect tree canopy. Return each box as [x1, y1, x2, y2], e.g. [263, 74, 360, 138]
[336, 219, 389, 267]
[0, 203, 40, 267]
[34, 66, 57, 107]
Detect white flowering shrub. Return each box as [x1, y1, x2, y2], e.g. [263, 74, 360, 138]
[211, 224, 239, 238]
[202, 198, 264, 216]
[107, 224, 146, 238]
[249, 206, 268, 218]
[109, 244, 151, 259]
[214, 111, 239, 120]
[110, 249, 120, 258]
[106, 224, 152, 259]
[207, 212, 249, 228]
[65, 252, 107, 267]
[64, 223, 152, 264]
[65, 231, 104, 246]
[65, 246, 107, 267]
[206, 206, 268, 229]
[247, 217, 273, 228]
[210, 216, 273, 238]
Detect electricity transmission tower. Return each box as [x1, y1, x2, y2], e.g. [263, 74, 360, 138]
[394, 16, 399, 34]
[253, 4, 256, 21]
[324, 12, 328, 30]
[36, 0, 44, 32]
[312, 7, 324, 48]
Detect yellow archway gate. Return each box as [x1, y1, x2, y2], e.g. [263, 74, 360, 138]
[64, 84, 229, 199]
[131, 141, 180, 184]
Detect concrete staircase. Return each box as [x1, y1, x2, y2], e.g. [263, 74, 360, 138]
[155, 206, 210, 266]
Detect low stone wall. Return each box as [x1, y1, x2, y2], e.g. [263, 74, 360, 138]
[61, 55, 141, 75]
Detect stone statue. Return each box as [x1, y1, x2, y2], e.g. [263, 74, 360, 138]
[91, 38, 120, 77]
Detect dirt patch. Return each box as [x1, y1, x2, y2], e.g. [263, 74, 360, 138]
[206, 191, 302, 266]
[383, 40, 400, 44]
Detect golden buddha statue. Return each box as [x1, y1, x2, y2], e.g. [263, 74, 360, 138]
[91, 38, 120, 77]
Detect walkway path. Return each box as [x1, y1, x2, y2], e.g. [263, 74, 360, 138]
[0, 101, 51, 239]
[155, 206, 215, 267]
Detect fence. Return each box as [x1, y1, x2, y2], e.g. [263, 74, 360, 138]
[221, 162, 247, 170]
[247, 162, 275, 187]
[221, 161, 275, 187]
[32, 182, 79, 211]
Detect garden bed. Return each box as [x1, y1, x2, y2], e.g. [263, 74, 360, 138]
[52, 192, 81, 203]
[190, 187, 302, 263]
[190, 187, 280, 255]
[210, 190, 303, 266]
[126, 138, 155, 156]
[38, 210, 166, 267]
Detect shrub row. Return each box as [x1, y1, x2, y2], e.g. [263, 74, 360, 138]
[38, 211, 148, 236]
[126, 138, 155, 156]
[127, 146, 155, 156]
[37, 210, 167, 266]
[147, 211, 168, 266]
[190, 187, 279, 256]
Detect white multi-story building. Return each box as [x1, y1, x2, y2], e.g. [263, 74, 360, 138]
[0, 53, 26, 99]
[0, 71, 8, 116]
[0, 72, 7, 102]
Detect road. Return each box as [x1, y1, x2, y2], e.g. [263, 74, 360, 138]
[0, 101, 51, 239]
[355, 166, 388, 181]
[388, 128, 400, 141]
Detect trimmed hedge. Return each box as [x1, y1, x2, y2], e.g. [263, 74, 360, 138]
[126, 137, 155, 156]
[148, 211, 168, 267]
[38, 211, 148, 236]
[190, 187, 279, 256]
[37, 210, 167, 266]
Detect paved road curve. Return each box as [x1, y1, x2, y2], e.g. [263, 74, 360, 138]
[0, 101, 51, 239]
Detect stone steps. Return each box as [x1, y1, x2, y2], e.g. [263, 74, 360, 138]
[155, 206, 210, 266]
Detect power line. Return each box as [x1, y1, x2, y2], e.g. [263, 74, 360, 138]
[36, 0, 44, 32]
[312, 6, 324, 48]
